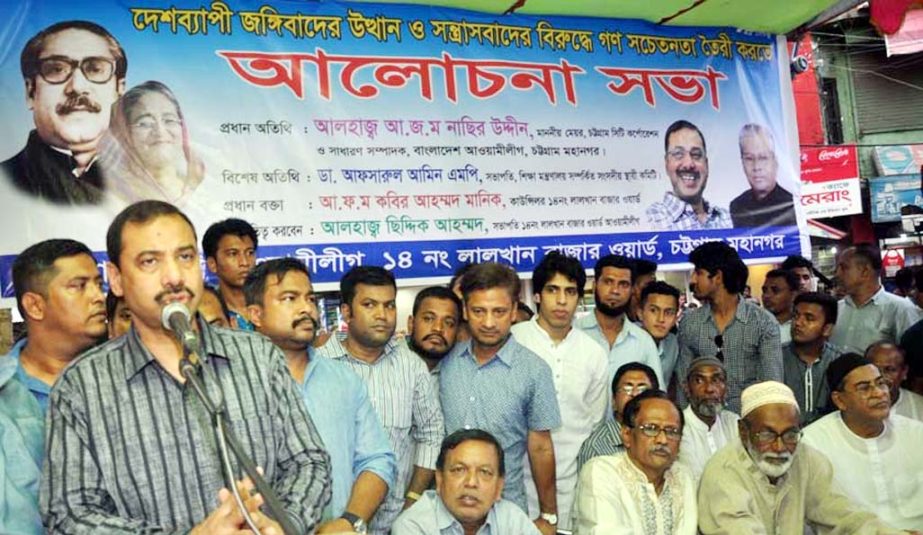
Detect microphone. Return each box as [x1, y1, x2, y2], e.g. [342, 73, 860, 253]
[161, 302, 201, 364]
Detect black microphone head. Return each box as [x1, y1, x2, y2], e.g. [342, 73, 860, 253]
[161, 302, 191, 332]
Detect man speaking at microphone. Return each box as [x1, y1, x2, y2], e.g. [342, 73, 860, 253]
[40, 200, 332, 534]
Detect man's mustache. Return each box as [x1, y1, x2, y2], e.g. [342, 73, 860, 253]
[57, 94, 102, 115]
[155, 286, 195, 305]
[292, 316, 317, 330]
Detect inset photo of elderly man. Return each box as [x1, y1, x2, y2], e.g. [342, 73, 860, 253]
[729, 124, 797, 228]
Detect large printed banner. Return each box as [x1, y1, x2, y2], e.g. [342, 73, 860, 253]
[0, 0, 805, 294]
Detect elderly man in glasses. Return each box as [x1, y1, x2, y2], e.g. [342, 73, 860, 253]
[645, 119, 732, 231]
[803, 354, 923, 531]
[1, 20, 126, 204]
[573, 390, 697, 534]
[698, 381, 912, 534]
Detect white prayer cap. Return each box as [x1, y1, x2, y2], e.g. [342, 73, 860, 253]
[740, 381, 799, 418]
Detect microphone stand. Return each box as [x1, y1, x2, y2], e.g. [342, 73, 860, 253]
[180, 346, 298, 535]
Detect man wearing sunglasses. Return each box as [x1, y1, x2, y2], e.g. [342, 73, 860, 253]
[574, 390, 697, 534]
[1, 20, 126, 204]
[803, 354, 923, 531]
[645, 119, 732, 231]
[698, 381, 910, 534]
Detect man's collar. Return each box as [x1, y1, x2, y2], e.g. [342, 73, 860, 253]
[124, 317, 230, 382]
[459, 335, 518, 367]
[328, 333, 396, 364]
[661, 191, 718, 222]
[433, 490, 495, 531]
[845, 286, 886, 308]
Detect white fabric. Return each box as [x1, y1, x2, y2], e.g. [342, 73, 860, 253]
[512, 318, 608, 530]
[803, 412, 923, 530]
[678, 406, 739, 483]
[740, 381, 797, 418]
[892, 388, 923, 422]
[573, 452, 697, 535]
[778, 319, 792, 346]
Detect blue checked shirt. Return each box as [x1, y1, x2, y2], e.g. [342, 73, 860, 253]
[645, 191, 733, 230]
[439, 336, 561, 512]
[676, 298, 783, 413]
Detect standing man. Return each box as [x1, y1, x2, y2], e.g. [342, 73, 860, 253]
[1, 21, 126, 204]
[803, 354, 923, 530]
[678, 356, 739, 482]
[574, 391, 696, 534]
[41, 200, 332, 533]
[405, 286, 462, 390]
[202, 218, 258, 330]
[782, 292, 843, 425]
[728, 124, 797, 228]
[511, 252, 608, 531]
[677, 241, 783, 413]
[245, 258, 398, 534]
[317, 266, 444, 534]
[646, 119, 732, 230]
[781, 255, 819, 292]
[7, 239, 106, 413]
[866, 342, 923, 421]
[638, 281, 681, 386]
[440, 262, 561, 535]
[831, 244, 921, 353]
[627, 259, 657, 323]
[761, 268, 799, 345]
[576, 255, 663, 401]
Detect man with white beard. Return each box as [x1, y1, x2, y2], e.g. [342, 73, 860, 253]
[697, 381, 910, 534]
[677, 357, 739, 482]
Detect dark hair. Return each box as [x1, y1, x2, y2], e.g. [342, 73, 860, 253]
[689, 241, 748, 294]
[793, 291, 838, 326]
[340, 266, 396, 306]
[459, 262, 520, 301]
[105, 290, 121, 323]
[412, 286, 462, 317]
[243, 258, 309, 306]
[532, 251, 586, 297]
[664, 120, 707, 154]
[448, 263, 475, 292]
[202, 218, 258, 260]
[622, 389, 684, 429]
[436, 429, 505, 477]
[640, 280, 680, 307]
[844, 244, 883, 273]
[12, 239, 94, 318]
[915, 269, 923, 293]
[765, 269, 800, 292]
[517, 302, 534, 319]
[612, 362, 660, 394]
[633, 259, 658, 279]
[781, 255, 814, 272]
[202, 284, 230, 320]
[594, 254, 635, 284]
[21, 21, 127, 82]
[895, 268, 914, 291]
[107, 201, 196, 268]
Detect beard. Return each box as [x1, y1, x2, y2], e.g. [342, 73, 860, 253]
[407, 335, 450, 360]
[745, 441, 794, 480]
[692, 398, 724, 419]
[595, 289, 628, 318]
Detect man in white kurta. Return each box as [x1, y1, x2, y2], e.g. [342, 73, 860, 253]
[512, 253, 609, 530]
[574, 391, 696, 535]
[803, 355, 923, 530]
[677, 357, 739, 482]
[866, 341, 923, 423]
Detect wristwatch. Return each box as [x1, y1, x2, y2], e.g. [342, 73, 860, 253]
[540, 512, 558, 525]
[341, 512, 368, 534]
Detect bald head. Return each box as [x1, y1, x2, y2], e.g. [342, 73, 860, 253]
[866, 341, 907, 402]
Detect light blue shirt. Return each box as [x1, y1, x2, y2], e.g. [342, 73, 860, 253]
[439, 337, 561, 511]
[0, 346, 44, 535]
[300, 353, 397, 520]
[392, 490, 541, 534]
[659, 331, 679, 385]
[576, 313, 664, 402]
[831, 287, 921, 354]
[6, 339, 52, 414]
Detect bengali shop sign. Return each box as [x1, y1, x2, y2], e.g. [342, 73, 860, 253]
[800, 145, 861, 218]
[0, 0, 805, 294]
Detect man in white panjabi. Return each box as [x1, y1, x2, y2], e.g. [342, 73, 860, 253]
[677, 356, 739, 482]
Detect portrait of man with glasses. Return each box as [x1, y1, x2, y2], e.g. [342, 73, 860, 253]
[1, 20, 126, 204]
[645, 119, 732, 231]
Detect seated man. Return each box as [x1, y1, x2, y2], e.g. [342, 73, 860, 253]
[576, 363, 659, 471]
[574, 390, 697, 534]
[866, 342, 923, 421]
[392, 429, 540, 534]
[245, 258, 398, 533]
[678, 356, 739, 482]
[698, 381, 910, 534]
[803, 354, 923, 530]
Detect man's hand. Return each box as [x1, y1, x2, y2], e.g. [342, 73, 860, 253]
[317, 518, 357, 533]
[534, 518, 556, 535]
[188, 488, 246, 535]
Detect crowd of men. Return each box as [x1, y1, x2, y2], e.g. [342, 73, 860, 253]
[2, 200, 923, 534]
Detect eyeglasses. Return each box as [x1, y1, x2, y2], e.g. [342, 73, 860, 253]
[749, 427, 802, 447]
[634, 423, 682, 441]
[617, 384, 650, 396]
[666, 147, 705, 162]
[714, 334, 724, 361]
[849, 377, 890, 397]
[34, 56, 116, 85]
